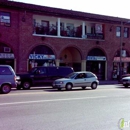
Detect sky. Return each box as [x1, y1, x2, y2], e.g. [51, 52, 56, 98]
[12, 0, 130, 19]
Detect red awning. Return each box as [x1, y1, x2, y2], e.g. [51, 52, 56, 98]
[114, 57, 130, 62]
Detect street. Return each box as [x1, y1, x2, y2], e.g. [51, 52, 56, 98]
[0, 84, 130, 130]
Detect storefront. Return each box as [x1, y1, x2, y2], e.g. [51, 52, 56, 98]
[0, 43, 15, 70]
[86, 48, 106, 80]
[28, 45, 55, 70]
[113, 49, 130, 79]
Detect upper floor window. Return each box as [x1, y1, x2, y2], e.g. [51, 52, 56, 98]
[0, 12, 10, 26]
[116, 27, 121, 37]
[124, 27, 129, 38]
[116, 26, 129, 38]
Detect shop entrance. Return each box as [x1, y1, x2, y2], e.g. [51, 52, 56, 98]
[0, 43, 15, 69]
[113, 49, 130, 80]
[60, 47, 81, 71]
[86, 48, 106, 80]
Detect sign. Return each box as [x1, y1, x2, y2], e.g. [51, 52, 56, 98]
[87, 56, 106, 61]
[95, 24, 103, 33]
[114, 57, 130, 62]
[0, 53, 14, 59]
[29, 54, 55, 60]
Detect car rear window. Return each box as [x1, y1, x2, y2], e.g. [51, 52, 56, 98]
[0, 67, 12, 75]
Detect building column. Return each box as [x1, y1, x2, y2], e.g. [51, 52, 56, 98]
[55, 59, 60, 66]
[82, 21, 85, 37]
[105, 61, 107, 80]
[14, 59, 16, 72]
[57, 18, 61, 36]
[81, 60, 86, 71]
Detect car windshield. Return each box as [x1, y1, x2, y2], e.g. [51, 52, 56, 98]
[65, 72, 77, 79]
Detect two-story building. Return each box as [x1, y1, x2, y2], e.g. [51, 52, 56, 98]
[1, 0, 130, 80]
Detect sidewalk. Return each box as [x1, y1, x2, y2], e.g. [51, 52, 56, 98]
[99, 80, 118, 85]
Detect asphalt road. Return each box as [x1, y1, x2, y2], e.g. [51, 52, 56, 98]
[0, 84, 130, 130]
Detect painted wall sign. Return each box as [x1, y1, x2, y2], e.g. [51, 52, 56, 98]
[87, 56, 106, 61]
[0, 53, 14, 59]
[29, 54, 55, 59]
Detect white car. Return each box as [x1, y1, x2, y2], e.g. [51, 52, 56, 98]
[53, 71, 99, 90]
[121, 76, 130, 88]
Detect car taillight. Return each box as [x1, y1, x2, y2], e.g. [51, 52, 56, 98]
[14, 76, 17, 81]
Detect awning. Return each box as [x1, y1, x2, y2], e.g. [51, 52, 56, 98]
[113, 57, 130, 62]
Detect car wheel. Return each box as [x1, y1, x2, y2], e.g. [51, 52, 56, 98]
[91, 82, 97, 89]
[82, 86, 86, 90]
[22, 81, 31, 90]
[17, 85, 22, 90]
[58, 88, 61, 91]
[1, 84, 11, 94]
[124, 84, 129, 88]
[66, 83, 72, 90]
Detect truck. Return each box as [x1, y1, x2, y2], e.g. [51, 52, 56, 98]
[17, 66, 74, 90]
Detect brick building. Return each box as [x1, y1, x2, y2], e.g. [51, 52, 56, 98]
[0, 0, 130, 80]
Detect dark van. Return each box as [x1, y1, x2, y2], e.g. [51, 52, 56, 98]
[17, 66, 74, 89]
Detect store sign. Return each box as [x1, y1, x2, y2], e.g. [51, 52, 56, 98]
[95, 24, 103, 33]
[0, 53, 14, 59]
[29, 54, 55, 59]
[87, 56, 106, 61]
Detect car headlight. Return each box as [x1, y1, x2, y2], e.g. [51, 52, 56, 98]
[58, 81, 64, 84]
[16, 76, 20, 80]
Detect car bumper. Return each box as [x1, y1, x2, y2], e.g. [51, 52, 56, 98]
[122, 81, 130, 85]
[52, 83, 65, 88]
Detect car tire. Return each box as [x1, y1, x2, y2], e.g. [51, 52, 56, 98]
[82, 86, 86, 90]
[91, 82, 97, 89]
[17, 85, 22, 90]
[22, 81, 31, 90]
[58, 88, 61, 91]
[66, 83, 72, 90]
[1, 84, 11, 94]
[124, 84, 129, 88]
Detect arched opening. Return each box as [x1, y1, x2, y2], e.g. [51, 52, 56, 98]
[0, 43, 15, 69]
[86, 48, 106, 80]
[28, 45, 55, 70]
[60, 47, 82, 71]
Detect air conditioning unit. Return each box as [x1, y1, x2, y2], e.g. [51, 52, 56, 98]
[4, 47, 11, 52]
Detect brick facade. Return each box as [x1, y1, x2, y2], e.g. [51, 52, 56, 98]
[0, 1, 130, 80]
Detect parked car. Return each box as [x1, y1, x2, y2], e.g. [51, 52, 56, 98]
[0, 65, 20, 94]
[122, 73, 130, 78]
[17, 66, 74, 90]
[53, 71, 99, 90]
[121, 76, 130, 88]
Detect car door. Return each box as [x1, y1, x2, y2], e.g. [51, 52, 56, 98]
[85, 72, 95, 86]
[33, 67, 48, 85]
[73, 73, 86, 87]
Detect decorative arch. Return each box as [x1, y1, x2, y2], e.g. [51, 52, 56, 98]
[28, 45, 56, 70]
[0, 42, 15, 69]
[59, 45, 82, 71]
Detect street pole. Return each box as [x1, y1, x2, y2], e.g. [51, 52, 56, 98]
[119, 21, 123, 81]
